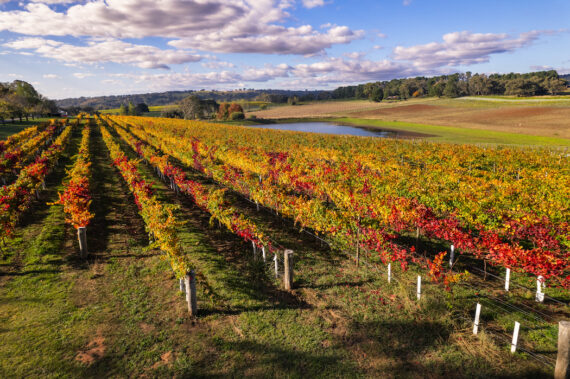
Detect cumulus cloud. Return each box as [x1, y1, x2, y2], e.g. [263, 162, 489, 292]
[530, 65, 570, 75]
[43, 74, 61, 79]
[201, 61, 236, 69]
[393, 30, 548, 70]
[170, 24, 363, 55]
[73, 72, 94, 79]
[109, 71, 241, 92]
[292, 57, 412, 82]
[4, 37, 202, 69]
[302, 0, 326, 8]
[241, 63, 291, 81]
[0, 0, 361, 55]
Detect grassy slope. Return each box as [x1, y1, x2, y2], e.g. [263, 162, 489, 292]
[333, 117, 570, 146]
[0, 125, 91, 376]
[105, 118, 560, 376]
[0, 118, 54, 139]
[0, 118, 562, 377]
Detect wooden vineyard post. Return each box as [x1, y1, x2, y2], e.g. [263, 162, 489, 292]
[283, 250, 294, 290]
[555, 321, 570, 379]
[184, 270, 198, 316]
[415, 227, 420, 251]
[77, 227, 87, 258]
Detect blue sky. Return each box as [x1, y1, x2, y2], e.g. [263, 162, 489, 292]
[0, 0, 568, 99]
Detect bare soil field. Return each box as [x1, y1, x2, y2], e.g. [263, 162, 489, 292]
[351, 104, 570, 139]
[249, 99, 570, 139]
[249, 100, 389, 118]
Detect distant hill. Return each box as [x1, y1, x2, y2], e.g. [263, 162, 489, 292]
[56, 89, 331, 110]
[561, 74, 570, 82]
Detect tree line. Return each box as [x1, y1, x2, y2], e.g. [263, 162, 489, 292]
[332, 70, 568, 101]
[0, 80, 58, 123]
[160, 95, 245, 121]
[56, 89, 330, 111]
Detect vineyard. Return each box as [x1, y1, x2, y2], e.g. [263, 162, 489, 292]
[0, 115, 568, 377]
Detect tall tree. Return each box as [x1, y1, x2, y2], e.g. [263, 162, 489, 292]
[180, 95, 204, 120]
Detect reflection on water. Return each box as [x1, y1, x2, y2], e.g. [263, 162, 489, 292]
[247, 122, 395, 138]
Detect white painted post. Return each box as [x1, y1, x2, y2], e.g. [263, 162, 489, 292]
[77, 227, 88, 258]
[555, 321, 570, 379]
[505, 268, 510, 292]
[536, 276, 545, 303]
[273, 253, 278, 277]
[262, 246, 266, 262]
[417, 275, 421, 300]
[179, 278, 185, 292]
[252, 241, 257, 259]
[511, 321, 520, 353]
[473, 303, 482, 335]
[449, 244, 455, 267]
[387, 263, 391, 284]
[283, 250, 294, 290]
[184, 270, 198, 316]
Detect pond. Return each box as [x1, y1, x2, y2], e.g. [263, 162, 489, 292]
[247, 121, 396, 138]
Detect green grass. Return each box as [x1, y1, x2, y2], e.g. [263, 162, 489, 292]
[0, 117, 563, 377]
[0, 126, 94, 377]
[0, 118, 53, 139]
[333, 117, 570, 146]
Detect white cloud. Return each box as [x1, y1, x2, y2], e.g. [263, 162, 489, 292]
[29, 0, 80, 3]
[109, 70, 242, 92]
[241, 63, 291, 81]
[43, 74, 61, 79]
[73, 72, 94, 79]
[530, 65, 570, 75]
[393, 30, 548, 70]
[292, 57, 412, 82]
[0, 1, 361, 55]
[302, 0, 325, 8]
[403, 0, 412, 6]
[169, 24, 364, 55]
[4, 37, 202, 69]
[201, 61, 236, 69]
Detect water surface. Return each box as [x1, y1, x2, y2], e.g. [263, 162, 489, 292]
[248, 122, 395, 138]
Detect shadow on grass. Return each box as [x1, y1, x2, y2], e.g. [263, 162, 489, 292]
[80, 125, 149, 263]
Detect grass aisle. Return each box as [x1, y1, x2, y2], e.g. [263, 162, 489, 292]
[0, 125, 88, 376]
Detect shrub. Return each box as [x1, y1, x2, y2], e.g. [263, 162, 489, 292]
[229, 112, 245, 120]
